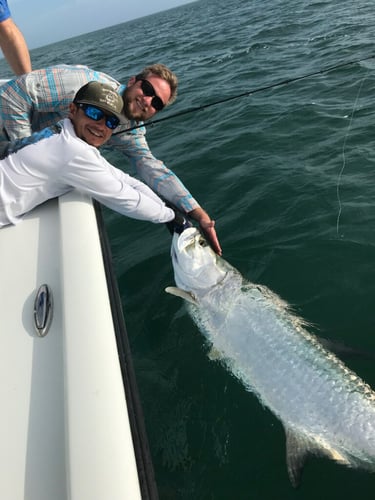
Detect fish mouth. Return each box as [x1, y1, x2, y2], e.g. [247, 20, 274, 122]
[175, 227, 201, 253]
[170, 227, 200, 268]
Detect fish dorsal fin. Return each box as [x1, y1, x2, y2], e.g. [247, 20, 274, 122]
[317, 335, 375, 361]
[284, 428, 312, 488]
[165, 286, 198, 305]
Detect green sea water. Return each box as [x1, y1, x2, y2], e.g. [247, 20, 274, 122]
[3, 0, 375, 497]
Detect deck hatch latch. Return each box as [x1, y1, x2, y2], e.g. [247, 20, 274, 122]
[34, 284, 53, 337]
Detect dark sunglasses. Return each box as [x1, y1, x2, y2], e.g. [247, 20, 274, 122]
[76, 103, 120, 130]
[135, 76, 165, 111]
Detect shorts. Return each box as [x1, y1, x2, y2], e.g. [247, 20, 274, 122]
[0, 0, 10, 23]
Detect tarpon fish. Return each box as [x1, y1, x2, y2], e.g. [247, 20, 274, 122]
[166, 227, 375, 487]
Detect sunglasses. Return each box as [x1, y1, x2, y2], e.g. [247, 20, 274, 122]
[77, 103, 120, 130]
[135, 76, 165, 111]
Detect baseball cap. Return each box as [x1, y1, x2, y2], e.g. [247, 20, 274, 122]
[73, 81, 124, 122]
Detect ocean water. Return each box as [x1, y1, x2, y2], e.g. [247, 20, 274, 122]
[3, 0, 375, 497]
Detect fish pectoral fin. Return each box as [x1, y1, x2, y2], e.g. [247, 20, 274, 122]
[165, 286, 198, 305]
[285, 428, 313, 488]
[208, 346, 222, 361]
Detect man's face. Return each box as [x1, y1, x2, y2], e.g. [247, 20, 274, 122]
[123, 74, 171, 121]
[69, 103, 114, 148]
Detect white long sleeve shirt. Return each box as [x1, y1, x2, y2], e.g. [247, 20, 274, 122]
[0, 118, 175, 227]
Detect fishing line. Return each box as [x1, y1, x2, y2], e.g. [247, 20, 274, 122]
[336, 71, 368, 237]
[113, 53, 375, 135]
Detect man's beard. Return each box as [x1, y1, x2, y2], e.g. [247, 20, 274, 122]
[122, 98, 143, 121]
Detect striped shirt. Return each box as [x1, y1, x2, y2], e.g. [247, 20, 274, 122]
[0, 64, 199, 212]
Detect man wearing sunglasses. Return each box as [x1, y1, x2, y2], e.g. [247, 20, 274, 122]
[0, 81, 176, 228]
[0, 63, 222, 255]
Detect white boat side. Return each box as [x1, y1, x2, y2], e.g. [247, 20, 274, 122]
[0, 190, 143, 499]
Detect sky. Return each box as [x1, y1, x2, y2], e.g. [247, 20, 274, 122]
[10, 0, 195, 50]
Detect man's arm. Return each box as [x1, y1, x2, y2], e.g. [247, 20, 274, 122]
[0, 18, 31, 75]
[107, 127, 222, 254]
[62, 149, 175, 224]
[108, 126, 200, 212]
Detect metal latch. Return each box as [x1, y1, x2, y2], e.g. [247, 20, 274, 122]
[33, 284, 53, 337]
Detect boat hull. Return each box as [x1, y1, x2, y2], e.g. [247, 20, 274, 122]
[0, 191, 142, 499]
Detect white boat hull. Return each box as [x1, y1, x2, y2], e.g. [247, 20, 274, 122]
[0, 191, 142, 499]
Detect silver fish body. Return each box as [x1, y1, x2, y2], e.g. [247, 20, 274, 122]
[166, 227, 375, 486]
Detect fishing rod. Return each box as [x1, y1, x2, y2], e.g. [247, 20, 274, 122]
[113, 53, 375, 135]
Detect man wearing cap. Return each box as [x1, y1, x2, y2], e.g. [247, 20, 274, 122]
[0, 63, 222, 255]
[0, 81, 176, 228]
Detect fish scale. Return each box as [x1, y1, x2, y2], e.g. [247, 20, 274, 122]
[166, 227, 375, 486]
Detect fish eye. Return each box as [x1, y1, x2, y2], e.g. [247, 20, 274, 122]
[198, 237, 208, 247]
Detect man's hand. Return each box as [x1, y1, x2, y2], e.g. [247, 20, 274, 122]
[188, 207, 222, 256]
[166, 209, 192, 235]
